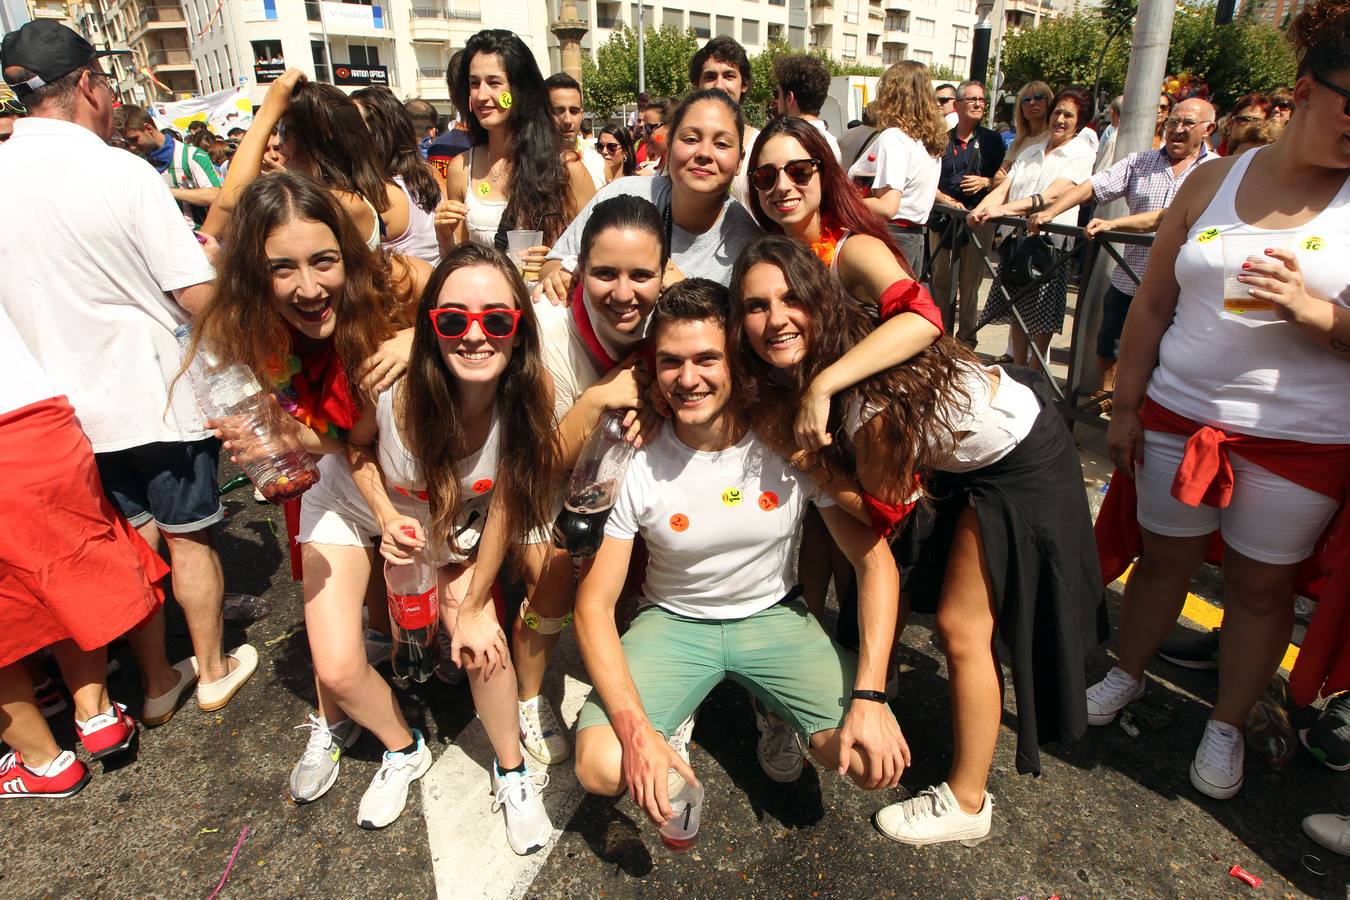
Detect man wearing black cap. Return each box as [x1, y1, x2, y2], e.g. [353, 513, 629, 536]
[0, 21, 257, 724]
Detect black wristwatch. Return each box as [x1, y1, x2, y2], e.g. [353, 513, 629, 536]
[850, 689, 888, 703]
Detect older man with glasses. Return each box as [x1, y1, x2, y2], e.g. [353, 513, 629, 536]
[929, 79, 1006, 346]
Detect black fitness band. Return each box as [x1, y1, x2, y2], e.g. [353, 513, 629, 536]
[850, 690, 888, 703]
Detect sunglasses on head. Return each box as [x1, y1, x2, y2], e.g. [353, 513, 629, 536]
[1021, 94, 1047, 104]
[749, 158, 822, 192]
[428, 307, 522, 340]
[596, 140, 622, 153]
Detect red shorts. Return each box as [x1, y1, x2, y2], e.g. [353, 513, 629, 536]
[0, 397, 168, 668]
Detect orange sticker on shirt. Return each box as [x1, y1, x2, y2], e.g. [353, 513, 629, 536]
[669, 514, 689, 532]
[721, 488, 743, 507]
[471, 478, 494, 494]
[758, 491, 779, 511]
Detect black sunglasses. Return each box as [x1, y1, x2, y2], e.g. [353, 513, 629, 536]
[749, 158, 822, 192]
[1313, 73, 1350, 117]
[1021, 94, 1047, 104]
[428, 307, 522, 340]
[596, 140, 622, 153]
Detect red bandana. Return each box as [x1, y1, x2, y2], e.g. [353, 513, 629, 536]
[266, 325, 360, 439]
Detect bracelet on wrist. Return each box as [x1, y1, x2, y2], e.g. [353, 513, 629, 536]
[850, 689, 888, 703]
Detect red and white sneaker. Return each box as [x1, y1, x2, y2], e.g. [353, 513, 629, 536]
[76, 702, 138, 761]
[33, 677, 68, 719]
[0, 750, 90, 799]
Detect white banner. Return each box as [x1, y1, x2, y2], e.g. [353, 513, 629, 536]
[150, 86, 254, 134]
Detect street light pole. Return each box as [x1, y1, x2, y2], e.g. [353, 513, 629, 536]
[1112, 0, 1175, 164]
[637, 3, 646, 94]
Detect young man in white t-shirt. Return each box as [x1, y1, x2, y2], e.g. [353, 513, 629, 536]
[572, 279, 910, 832]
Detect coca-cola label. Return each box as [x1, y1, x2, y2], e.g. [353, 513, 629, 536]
[388, 587, 437, 630]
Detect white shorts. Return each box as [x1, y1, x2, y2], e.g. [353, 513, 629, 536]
[1135, 430, 1340, 565]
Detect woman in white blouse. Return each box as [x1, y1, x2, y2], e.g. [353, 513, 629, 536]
[968, 88, 1096, 370]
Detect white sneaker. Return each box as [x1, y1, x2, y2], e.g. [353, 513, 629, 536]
[753, 700, 805, 783]
[1189, 719, 1244, 799]
[666, 712, 697, 765]
[519, 695, 570, 765]
[874, 782, 993, 847]
[492, 762, 553, 855]
[289, 715, 362, 804]
[1303, 813, 1350, 857]
[364, 628, 393, 667]
[357, 729, 433, 829]
[1086, 667, 1145, 725]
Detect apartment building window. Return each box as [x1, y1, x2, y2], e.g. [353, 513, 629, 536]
[742, 18, 759, 44]
[844, 0, 859, 23]
[956, 0, 973, 10]
[690, 11, 711, 36]
[629, 2, 653, 27]
[716, 14, 734, 36]
[953, 25, 969, 44]
[349, 44, 380, 66]
[913, 49, 932, 64]
[663, 9, 683, 29]
[843, 33, 857, 58]
[306, 1, 321, 21]
[866, 34, 878, 55]
[885, 12, 907, 30]
[883, 45, 902, 64]
[914, 16, 935, 36]
[951, 55, 967, 74]
[769, 0, 786, 7]
[768, 22, 784, 40]
[790, 25, 805, 48]
[311, 40, 330, 82]
[251, 40, 284, 64]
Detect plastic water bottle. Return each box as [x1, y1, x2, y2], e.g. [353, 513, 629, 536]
[385, 527, 439, 687]
[176, 325, 319, 503]
[1244, 673, 1296, 769]
[553, 411, 636, 557]
[659, 768, 704, 852]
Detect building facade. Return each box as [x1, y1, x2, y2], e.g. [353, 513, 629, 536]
[74, 0, 199, 103]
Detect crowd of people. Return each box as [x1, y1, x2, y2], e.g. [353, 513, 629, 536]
[0, 0, 1348, 868]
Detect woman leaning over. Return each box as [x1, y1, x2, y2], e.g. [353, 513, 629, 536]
[1088, 0, 1350, 802]
[434, 30, 595, 263]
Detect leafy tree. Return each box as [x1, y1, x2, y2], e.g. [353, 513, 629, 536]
[928, 63, 963, 82]
[581, 25, 700, 120]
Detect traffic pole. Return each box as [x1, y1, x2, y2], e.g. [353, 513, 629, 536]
[1112, 0, 1176, 164]
[637, 4, 646, 94]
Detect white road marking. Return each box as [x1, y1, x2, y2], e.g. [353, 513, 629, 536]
[421, 636, 592, 900]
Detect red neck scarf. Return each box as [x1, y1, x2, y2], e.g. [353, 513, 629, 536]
[268, 325, 360, 440]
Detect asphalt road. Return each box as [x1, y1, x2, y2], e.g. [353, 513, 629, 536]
[3, 436, 1348, 899]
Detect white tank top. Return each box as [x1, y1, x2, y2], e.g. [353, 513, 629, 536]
[464, 146, 507, 250]
[377, 386, 503, 560]
[382, 176, 440, 264]
[1148, 147, 1350, 443]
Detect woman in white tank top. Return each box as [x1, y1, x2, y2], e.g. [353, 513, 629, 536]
[1089, 5, 1350, 806]
[353, 87, 444, 264]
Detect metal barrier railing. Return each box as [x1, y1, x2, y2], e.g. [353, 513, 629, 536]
[925, 201, 1155, 427]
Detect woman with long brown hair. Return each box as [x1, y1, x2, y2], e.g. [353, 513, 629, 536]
[728, 234, 1105, 848]
[347, 243, 561, 854]
[849, 61, 947, 269]
[353, 85, 444, 264]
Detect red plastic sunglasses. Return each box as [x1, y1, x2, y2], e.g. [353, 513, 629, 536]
[428, 307, 522, 340]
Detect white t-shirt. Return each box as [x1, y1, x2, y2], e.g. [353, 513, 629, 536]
[0, 118, 216, 452]
[1005, 134, 1096, 229]
[576, 137, 607, 189]
[807, 118, 842, 163]
[859, 127, 941, 225]
[535, 299, 604, 426]
[732, 125, 762, 210]
[605, 426, 834, 620]
[0, 305, 57, 417]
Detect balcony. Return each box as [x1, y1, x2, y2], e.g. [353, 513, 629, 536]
[417, 66, 450, 97]
[410, 8, 456, 40]
[882, 28, 908, 43]
[810, 3, 832, 24]
[147, 48, 194, 72]
[130, 5, 187, 44]
[883, 0, 910, 11]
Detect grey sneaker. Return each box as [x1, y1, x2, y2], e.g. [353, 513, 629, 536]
[357, 729, 433, 829]
[1300, 692, 1350, 772]
[753, 699, 805, 783]
[289, 715, 362, 804]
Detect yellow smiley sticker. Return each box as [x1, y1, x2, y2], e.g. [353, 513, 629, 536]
[477, 181, 491, 197]
[1196, 227, 1220, 244]
[498, 91, 513, 110]
[1302, 236, 1324, 251]
[721, 488, 743, 507]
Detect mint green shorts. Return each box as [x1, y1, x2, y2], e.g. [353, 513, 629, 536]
[577, 601, 879, 740]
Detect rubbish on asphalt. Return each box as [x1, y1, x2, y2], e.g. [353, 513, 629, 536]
[1244, 674, 1296, 769]
[199, 827, 219, 835]
[207, 826, 250, 900]
[264, 624, 305, 647]
[223, 592, 272, 623]
[1228, 864, 1261, 888]
[218, 473, 251, 495]
[1301, 853, 1327, 876]
[1119, 709, 1141, 738]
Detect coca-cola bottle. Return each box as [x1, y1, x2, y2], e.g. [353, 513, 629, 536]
[385, 526, 439, 687]
[176, 325, 319, 503]
[554, 411, 637, 557]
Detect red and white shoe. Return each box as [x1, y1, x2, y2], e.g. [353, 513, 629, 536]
[76, 702, 138, 761]
[0, 750, 90, 799]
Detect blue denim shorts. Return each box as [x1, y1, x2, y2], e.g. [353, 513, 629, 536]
[95, 438, 224, 533]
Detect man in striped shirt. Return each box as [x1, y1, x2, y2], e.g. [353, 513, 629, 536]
[118, 104, 220, 229]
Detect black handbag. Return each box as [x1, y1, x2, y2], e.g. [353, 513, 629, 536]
[997, 232, 1056, 291]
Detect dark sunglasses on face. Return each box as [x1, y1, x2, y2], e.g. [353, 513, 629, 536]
[643, 122, 664, 132]
[1313, 73, 1350, 117]
[1272, 100, 1293, 111]
[428, 307, 522, 340]
[596, 140, 622, 153]
[938, 95, 956, 105]
[1021, 94, 1047, 104]
[749, 158, 822, 192]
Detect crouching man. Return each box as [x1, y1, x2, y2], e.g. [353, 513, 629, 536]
[572, 278, 910, 836]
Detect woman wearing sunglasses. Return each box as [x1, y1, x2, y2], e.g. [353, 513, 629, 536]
[538, 90, 761, 305]
[595, 124, 636, 183]
[991, 80, 1052, 191]
[728, 234, 1104, 848]
[346, 243, 561, 854]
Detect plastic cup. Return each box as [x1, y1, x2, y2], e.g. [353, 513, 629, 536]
[507, 229, 543, 281]
[1222, 233, 1284, 314]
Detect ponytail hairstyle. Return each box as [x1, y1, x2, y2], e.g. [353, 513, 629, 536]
[352, 85, 443, 215]
[401, 243, 559, 559]
[283, 80, 392, 213]
[728, 235, 974, 497]
[454, 30, 574, 244]
[577, 195, 670, 273]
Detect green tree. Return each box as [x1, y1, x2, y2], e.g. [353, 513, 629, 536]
[581, 25, 701, 120]
[929, 64, 963, 82]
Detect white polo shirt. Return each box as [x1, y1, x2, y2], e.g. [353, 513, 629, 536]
[0, 305, 57, 417]
[0, 117, 216, 452]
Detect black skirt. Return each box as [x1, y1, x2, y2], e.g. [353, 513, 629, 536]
[894, 374, 1109, 775]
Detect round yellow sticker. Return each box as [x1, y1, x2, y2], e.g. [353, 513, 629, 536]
[499, 91, 513, 110]
[477, 181, 491, 197]
[1196, 227, 1219, 244]
[721, 487, 743, 507]
[1302, 236, 1324, 251]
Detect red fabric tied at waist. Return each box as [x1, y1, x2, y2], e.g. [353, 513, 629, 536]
[862, 484, 919, 539]
[878, 279, 944, 335]
[1095, 396, 1350, 706]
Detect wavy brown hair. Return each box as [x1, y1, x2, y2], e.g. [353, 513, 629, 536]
[872, 60, 949, 157]
[727, 235, 974, 498]
[352, 85, 443, 215]
[183, 172, 398, 398]
[284, 80, 392, 213]
[401, 243, 558, 560]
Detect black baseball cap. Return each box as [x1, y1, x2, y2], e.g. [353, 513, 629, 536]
[1, 20, 129, 98]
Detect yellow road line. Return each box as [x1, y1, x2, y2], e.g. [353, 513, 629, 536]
[1117, 566, 1300, 672]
